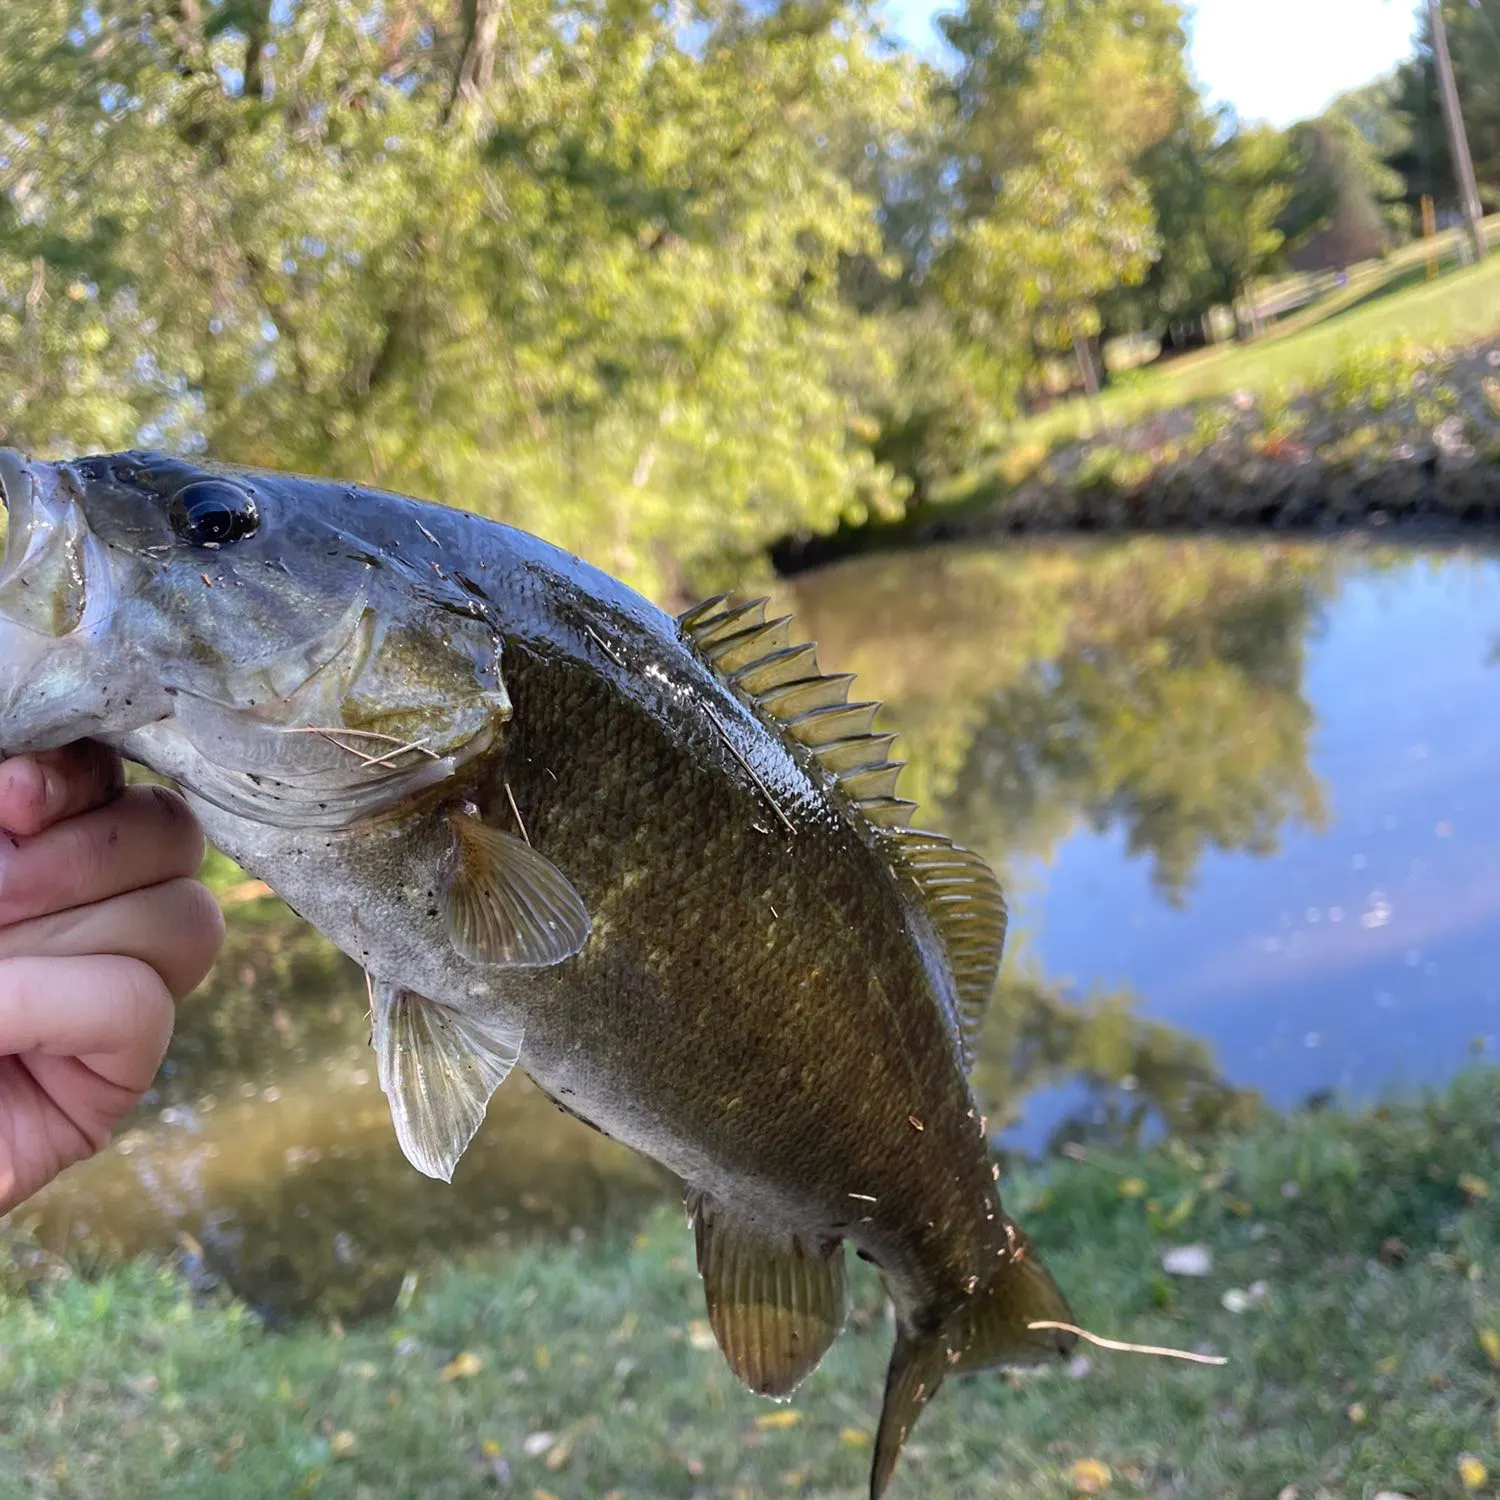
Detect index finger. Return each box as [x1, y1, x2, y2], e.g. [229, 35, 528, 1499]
[0, 743, 125, 838]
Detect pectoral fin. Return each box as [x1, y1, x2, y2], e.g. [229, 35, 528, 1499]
[444, 805, 590, 967]
[370, 978, 522, 1182]
[688, 1188, 847, 1398]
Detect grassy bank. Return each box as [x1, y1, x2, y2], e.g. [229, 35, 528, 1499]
[4, 1070, 1498, 1499]
[1017, 240, 1500, 451]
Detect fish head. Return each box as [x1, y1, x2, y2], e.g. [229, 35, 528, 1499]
[0, 450, 511, 826]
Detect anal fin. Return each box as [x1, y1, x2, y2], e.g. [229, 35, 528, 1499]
[689, 1188, 847, 1398]
[371, 977, 522, 1182]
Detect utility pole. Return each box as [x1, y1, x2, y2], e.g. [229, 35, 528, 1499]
[1427, 0, 1488, 262]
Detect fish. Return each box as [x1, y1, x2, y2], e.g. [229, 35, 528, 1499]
[0, 448, 1075, 1496]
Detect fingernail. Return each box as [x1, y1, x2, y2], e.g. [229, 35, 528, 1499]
[40, 765, 59, 815]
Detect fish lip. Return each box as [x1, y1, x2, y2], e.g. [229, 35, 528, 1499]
[0, 449, 34, 585]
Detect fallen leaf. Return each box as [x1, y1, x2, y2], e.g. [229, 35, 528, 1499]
[1162, 1192, 1197, 1229]
[756, 1410, 802, 1430]
[688, 1320, 718, 1351]
[1347, 1403, 1367, 1426]
[839, 1428, 871, 1448]
[1377, 1237, 1409, 1268]
[1065, 1457, 1112, 1493]
[1119, 1178, 1146, 1199]
[1458, 1454, 1488, 1491]
[522, 1432, 555, 1458]
[1372, 1492, 1415, 1500]
[544, 1439, 571, 1472]
[1161, 1245, 1212, 1277]
[1221, 1282, 1269, 1314]
[1478, 1327, 1500, 1366]
[439, 1351, 484, 1383]
[330, 1431, 357, 1459]
[1458, 1173, 1490, 1202]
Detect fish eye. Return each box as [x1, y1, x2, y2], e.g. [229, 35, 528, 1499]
[169, 480, 260, 548]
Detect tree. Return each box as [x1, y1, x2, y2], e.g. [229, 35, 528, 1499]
[1387, 0, 1500, 216]
[935, 127, 1158, 388]
[0, 0, 918, 598]
[1201, 122, 1297, 335]
[931, 0, 1193, 388]
[1280, 117, 1394, 271]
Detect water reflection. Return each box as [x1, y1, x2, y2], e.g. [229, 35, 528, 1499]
[15, 536, 1500, 1317]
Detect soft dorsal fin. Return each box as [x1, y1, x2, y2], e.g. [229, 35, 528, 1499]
[679, 594, 1007, 1067]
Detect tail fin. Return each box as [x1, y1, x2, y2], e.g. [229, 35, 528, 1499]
[869, 1222, 1075, 1500]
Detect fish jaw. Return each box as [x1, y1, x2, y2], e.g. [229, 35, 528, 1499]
[0, 449, 512, 826]
[0, 451, 168, 752]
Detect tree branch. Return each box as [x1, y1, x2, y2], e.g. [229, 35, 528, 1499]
[446, 0, 506, 122]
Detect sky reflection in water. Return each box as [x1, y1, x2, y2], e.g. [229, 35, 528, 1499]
[1012, 550, 1500, 1147]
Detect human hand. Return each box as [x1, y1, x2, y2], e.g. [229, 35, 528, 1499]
[0, 743, 224, 1215]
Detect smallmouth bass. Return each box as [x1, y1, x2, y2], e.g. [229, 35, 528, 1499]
[0, 449, 1075, 1495]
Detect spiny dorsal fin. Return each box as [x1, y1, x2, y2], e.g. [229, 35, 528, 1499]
[678, 595, 1008, 1067]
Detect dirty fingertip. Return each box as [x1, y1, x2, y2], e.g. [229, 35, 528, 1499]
[0, 742, 124, 834]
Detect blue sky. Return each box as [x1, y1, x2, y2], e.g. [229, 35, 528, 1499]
[882, 0, 1426, 128]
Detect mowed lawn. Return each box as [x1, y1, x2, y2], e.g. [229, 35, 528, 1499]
[1011, 232, 1500, 455]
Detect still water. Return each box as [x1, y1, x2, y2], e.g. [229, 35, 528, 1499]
[14, 536, 1500, 1317]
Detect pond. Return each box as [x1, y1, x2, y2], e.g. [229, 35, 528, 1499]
[15, 535, 1500, 1319]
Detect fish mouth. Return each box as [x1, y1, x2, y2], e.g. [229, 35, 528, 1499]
[0, 450, 98, 637]
[0, 448, 35, 589]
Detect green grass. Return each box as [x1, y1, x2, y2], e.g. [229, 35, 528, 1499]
[4, 1069, 1499, 1499]
[1007, 240, 1500, 459]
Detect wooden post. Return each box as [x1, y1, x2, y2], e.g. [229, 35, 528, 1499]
[1427, 0, 1487, 262]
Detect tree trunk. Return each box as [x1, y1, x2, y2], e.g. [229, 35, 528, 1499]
[448, 0, 506, 119]
[1072, 332, 1101, 397]
[243, 1, 270, 100]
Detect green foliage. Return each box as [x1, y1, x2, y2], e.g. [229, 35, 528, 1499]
[0, 0, 921, 596]
[4, 1069, 1498, 1498]
[937, 127, 1159, 355]
[0, 0, 1485, 562]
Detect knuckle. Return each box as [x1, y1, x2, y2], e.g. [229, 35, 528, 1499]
[166, 879, 226, 995]
[116, 956, 174, 1044]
